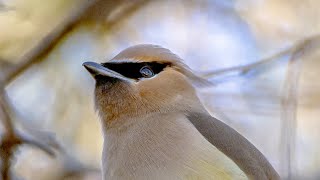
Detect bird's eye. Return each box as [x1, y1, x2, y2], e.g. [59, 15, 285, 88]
[140, 66, 154, 78]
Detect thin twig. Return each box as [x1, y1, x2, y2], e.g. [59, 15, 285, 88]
[201, 34, 320, 81]
[279, 39, 311, 179]
[0, 90, 20, 180]
[0, 91, 14, 135]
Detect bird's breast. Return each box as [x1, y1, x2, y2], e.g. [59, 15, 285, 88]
[102, 113, 247, 180]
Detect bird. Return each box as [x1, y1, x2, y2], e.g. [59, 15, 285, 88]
[83, 44, 280, 180]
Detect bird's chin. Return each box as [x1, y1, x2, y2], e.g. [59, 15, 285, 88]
[95, 75, 120, 87]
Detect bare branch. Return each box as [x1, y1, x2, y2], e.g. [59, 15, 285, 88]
[2, 0, 100, 86]
[1, 0, 151, 87]
[201, 34, 320, 82]
[0, 1, 13, 12]
[0, 91, 14, 135]
[279, 40, 310, 179]
[106, 0, 150, 27]
[199, 34, 320, 178]
[0, 89, 59, 180]
[17, 131, 58, 157]
[0, 91, 20, 180]
[0, 1, 150, 179]
[58, 150, 100, 179]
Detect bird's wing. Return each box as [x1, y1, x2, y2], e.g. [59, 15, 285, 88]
[187, 112, 280, 180]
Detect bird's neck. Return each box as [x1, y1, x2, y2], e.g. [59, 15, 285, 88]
[101, 112, 201, 179]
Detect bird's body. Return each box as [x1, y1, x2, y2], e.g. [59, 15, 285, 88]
[83, 44, 280, 180]
[102, 112, 246, 180]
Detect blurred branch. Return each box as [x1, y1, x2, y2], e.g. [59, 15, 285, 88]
[0, 90, 59, 180]
[0, 2, 105, 176]
[201, 34, 320, 82]
[0, 0, 100, 173]
[0, 1, 149, 179]
[0, 91, 14, 135]
[0, 90, 16, 180]
[2, 0, 150, 86]
[279, 39, 310, 179]
[201, 34, 320, 178]
[58, 150, 100, 180]
[0, 61, 15, 74]
[2, 0, 100, 86]
[0, 85, 100, 180]
[0, 1, 11, 12]
[106, 0, 150, 27]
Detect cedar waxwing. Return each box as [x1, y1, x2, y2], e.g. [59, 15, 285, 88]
[83, 44, 280, 180]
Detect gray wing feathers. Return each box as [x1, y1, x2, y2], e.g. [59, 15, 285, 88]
[187, 112, 280, 180]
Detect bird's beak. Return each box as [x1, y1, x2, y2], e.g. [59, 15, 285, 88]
[82, 61, 135, 82]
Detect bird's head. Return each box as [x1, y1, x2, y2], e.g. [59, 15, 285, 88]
[83, 44, 207, 127]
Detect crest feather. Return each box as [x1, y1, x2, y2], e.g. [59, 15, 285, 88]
[111, 44, 212, 87]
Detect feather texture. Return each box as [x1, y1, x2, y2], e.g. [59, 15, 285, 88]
[187, 112, 280, 180]
[103, 112, 247, 180]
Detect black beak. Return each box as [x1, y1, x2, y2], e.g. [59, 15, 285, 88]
[83, 61, 134, 82]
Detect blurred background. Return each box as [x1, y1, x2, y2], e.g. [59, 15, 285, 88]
[0, 0, 319, 179]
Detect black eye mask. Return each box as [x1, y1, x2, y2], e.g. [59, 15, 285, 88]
[101, 62, 170, 80]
